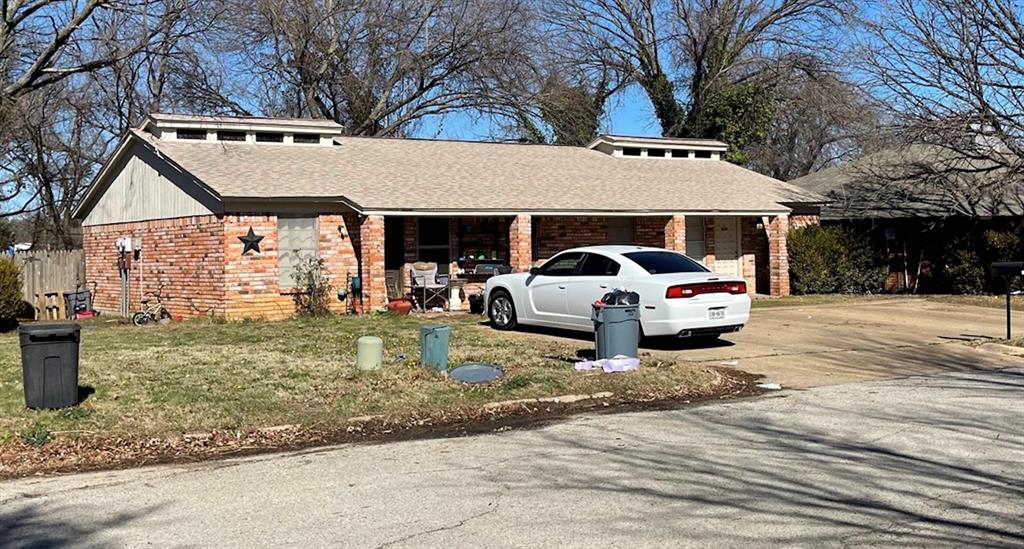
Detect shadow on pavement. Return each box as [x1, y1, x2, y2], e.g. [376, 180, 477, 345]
[0, 502, 163, 549]
[508, 369, 1024, 545]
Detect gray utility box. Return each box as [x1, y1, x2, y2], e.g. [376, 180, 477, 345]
[19, 323, 81, 409]
[420, 325, 452, 372]
[591, 304, 640, 360]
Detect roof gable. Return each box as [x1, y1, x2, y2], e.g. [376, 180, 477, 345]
[75, 134, 223, 224]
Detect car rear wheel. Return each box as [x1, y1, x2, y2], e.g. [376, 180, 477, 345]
[488, 291, 517, 330]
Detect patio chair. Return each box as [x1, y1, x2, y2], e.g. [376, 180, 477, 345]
[410, 262, 450, 311]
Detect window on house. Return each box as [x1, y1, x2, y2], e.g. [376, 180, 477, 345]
[694, 150, 713, 159]
[646, 148, 666, 157]
[672, 150, 691, 158]
[256, 132, 284, 143]
[293, 133, 320, 144]
[622, 147, 642, 156]
[217, 130, 246, 142]
[177, 129, 207, 140]
[278, 217, 319, 288]
[685, 216, 706, 261]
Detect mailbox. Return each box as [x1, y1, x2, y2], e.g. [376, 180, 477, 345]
[990, 261, 1024, 340]
[991, 261, 1024, 277]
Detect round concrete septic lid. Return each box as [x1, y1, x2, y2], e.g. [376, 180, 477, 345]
[449, 363, 503, 384]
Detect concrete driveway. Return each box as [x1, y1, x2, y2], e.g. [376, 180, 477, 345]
[513, 298, 1024, 388]
[2, 367, 1022, 548]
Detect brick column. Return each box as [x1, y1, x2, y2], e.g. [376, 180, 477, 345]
[359, 215, 387, 310]
[768, 215, 790, 297]
[509, 215, 532, 272]
[664, 215, 686, 253]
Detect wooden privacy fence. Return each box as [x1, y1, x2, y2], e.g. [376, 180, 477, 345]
[13, 249, 86, 320]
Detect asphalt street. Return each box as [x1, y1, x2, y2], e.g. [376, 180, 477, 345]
[3, 366, 1022, 548]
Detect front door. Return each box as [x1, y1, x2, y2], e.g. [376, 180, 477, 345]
[713, 217, 742, 277]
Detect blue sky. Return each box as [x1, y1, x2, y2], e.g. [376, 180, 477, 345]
[418, 85, 661, 140]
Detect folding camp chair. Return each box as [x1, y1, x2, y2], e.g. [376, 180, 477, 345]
[410, 262, 450, 311]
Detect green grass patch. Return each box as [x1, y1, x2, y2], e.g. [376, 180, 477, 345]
[750, 294, 1024, 310]
[925, 294, 1024, 310]
[750, 294, 897, 308]
[0, 314, 721, 444]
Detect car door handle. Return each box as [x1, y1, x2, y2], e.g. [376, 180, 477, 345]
[599, 284, 609, 289]
[558, 285, 566, 290]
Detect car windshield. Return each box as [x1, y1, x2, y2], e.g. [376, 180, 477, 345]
[623, 251, 709, 274]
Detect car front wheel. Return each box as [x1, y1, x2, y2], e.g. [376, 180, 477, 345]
[488, 292, 517, 330]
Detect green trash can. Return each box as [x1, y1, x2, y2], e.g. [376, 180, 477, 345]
[420, 325, 451, 372]
[591, 304, 640, 359]
[19, 323, 81, 409]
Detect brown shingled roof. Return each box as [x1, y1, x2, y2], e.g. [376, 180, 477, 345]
[789, 144, 1024, 220]
[132, 129, 822, 214]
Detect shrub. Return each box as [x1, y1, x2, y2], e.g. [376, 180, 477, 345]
[0, 256, 23, 328]
[788, 225, 886, 294]
[291, 256, 333, 316]
[941, 234, 987, 294]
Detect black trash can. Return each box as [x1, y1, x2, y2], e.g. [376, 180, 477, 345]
[63, 290, 92, 319]
[468, 294, 485, 315]
[591, 304, 641, 359]
[19, 323, 81, 409]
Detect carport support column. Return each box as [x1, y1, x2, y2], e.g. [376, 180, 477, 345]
[768, 215, 790, 297]
[360, 215, 387, 311]
[664, 215, 686, 253]
[509, 215, 532, 272]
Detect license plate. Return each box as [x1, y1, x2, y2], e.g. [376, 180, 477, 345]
[707, 308, 726, 320]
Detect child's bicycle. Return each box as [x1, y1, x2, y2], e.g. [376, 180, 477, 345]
[132, 285, 172, 326]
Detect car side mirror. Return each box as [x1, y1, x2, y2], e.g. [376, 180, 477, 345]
[529, 267, 541, 276]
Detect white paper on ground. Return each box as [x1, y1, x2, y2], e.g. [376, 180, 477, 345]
[574, 356, 640, 372]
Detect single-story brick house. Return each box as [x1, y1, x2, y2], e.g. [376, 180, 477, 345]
[72, 114, 824, 319]
[789, 144, 1023, 292]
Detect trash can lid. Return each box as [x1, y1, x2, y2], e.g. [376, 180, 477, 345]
[19, 322, 81, 336]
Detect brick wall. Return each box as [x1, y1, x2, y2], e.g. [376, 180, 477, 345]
[635, 217, 668, 247]
[321, 213, 361, 312]
[664, 216, 686, 253]
[533, 216, 607, 260]
[223, 214, 291, 319]
[83, 215, 225, 319]
[790, 214, 821, 230]
[359, 215, 387, 311]
[223, 213, 359, 320]
[768, 215, 791, 297]
[509, 215, 533, 270]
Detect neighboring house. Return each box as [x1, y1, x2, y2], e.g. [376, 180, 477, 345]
[72, 114, 824, 320]
[789, 144, 1024, 292]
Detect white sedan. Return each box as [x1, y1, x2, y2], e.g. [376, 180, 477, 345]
[484, 246, 751, 340]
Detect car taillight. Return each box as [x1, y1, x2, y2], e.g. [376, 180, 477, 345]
[666, 281, 747, 298]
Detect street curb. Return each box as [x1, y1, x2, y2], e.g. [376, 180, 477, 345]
[975, 342, 1024, 357]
